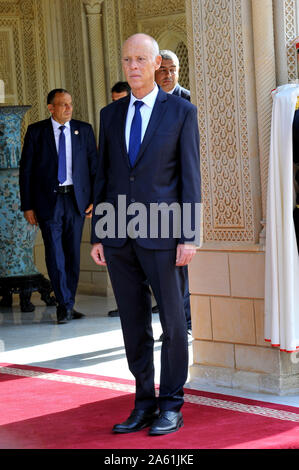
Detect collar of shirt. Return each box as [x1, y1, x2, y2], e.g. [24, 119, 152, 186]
[125, 84, 159, 150]
[51, 117, 71, 133]
[129, 83, 159, 110]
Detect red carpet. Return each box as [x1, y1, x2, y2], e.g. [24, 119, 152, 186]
[1, 363, 299, 449]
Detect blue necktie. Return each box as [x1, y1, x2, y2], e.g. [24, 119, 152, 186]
[58, 125, 66, 184]
[128, 101, 144, 167]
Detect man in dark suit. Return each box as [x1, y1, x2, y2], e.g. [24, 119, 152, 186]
[19, 88, 98, 324]
[155, 49, 190, 101]
[108, 81, 162, 320]
[155, 50, 192, 339]
[91, 34, 201, 436]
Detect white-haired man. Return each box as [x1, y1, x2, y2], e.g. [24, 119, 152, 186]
[91, 34, 201, 436]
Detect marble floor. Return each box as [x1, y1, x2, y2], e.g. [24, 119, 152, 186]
[1, 292, 299, 409]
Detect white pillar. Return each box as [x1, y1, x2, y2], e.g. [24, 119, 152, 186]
[251, 0, 276, 244]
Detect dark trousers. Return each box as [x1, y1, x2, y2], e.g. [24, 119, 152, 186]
[39, 194, 85, 310]
[181, 265, 191, 329]
[104, 239, 189, 412]
[146, 267, 190, 327]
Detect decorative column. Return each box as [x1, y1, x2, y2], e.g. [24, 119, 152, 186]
[251, 0, 276, 245]
[186, 0, 261, 245]
[41, 0, 66, 91]
[83, 0, 107, 138]
[0, 106, 55, 312]
[273, 0, 298, 85]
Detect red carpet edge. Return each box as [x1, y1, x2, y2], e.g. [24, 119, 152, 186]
[1, 363, 299, 450]
[1, 362, 299, 423]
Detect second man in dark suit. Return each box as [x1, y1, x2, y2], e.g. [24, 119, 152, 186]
[155, 49, 190, 100]
[19, 89, 98, 324]
[155, 50, 192, 338]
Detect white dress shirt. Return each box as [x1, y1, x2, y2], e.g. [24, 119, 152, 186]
[125, 84, 159, 152]
[51, 117, 73, 185]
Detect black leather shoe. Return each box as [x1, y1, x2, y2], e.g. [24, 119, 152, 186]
[56, 306, 72, 324]
[113, 409, 158, 434]
[149, 411, 183, 436]
[72, 309, 85, 319]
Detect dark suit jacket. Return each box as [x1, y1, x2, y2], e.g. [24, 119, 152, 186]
[173, 84, 190, 101]
[91, 87, 201, 249]
[19, 118, 98, 221]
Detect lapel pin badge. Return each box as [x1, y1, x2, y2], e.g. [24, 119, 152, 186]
[74, 130, 79, 135]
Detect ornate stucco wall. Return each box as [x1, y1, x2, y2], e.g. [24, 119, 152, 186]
[186, 0, 299, 394]
[2, 0, 299, 393]
[0, 0, 191, 297]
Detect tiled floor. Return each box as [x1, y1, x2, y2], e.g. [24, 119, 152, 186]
[1, 292, 299, 408]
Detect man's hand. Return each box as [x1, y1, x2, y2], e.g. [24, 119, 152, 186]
[85, 203, 93, 218]
[90, 243, 106, 266]
[176, 243, 197, 266]
[24, 210, 38, 226]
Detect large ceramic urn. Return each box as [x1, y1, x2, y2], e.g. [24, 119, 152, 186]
[0, 106, 55, 311]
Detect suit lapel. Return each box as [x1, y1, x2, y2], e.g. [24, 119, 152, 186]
[45, 118, 57, 159]
[70, 120, 80, 172]
[117, 96, 131, 168]
[173, 84, 181, 97]
[133, 88, 168, 167]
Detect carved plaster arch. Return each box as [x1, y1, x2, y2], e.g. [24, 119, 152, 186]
[157, 29, 183, 51]
[156, 30, 190, 89]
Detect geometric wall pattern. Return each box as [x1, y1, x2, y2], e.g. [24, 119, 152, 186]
[186, 0, 260, 243]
